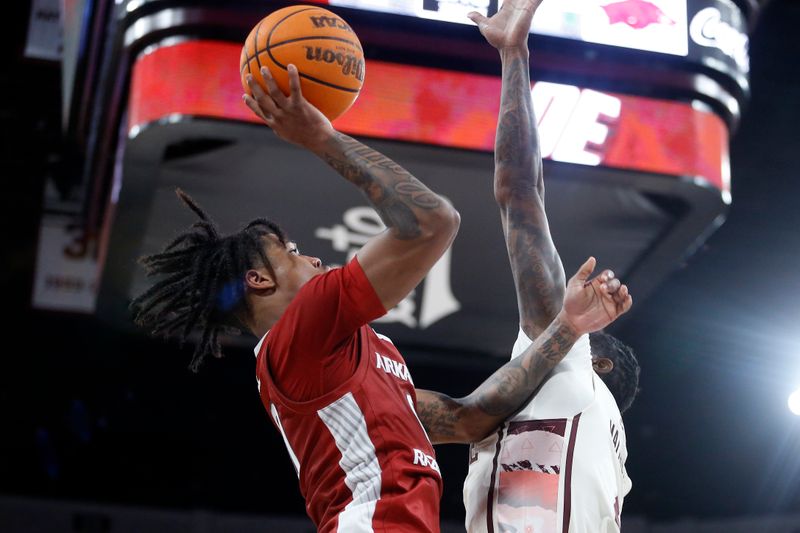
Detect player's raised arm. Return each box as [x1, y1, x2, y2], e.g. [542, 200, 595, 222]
[416, 257, 632, 444]
[244, 65, 459, 310]
[469, 0, 565, 340]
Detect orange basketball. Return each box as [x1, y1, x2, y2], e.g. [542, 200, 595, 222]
[240, 5, 365, 121]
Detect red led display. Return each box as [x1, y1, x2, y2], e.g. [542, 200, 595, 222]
[129, 40, 727, 191]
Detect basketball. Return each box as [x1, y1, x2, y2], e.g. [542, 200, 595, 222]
[240, 5, 365, 121]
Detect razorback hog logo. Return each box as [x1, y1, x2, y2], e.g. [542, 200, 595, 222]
[304, 46, 365, 81]
[601, 0, 675, 29]
[309, 15, 354, 33]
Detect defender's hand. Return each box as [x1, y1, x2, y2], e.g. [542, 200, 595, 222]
[560, 257, 633, 335]
[243, 65, 334, 150]
[467, 0, 545, 51]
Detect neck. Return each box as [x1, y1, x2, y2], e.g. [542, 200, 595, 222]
[245, 291, 293, 338]
[248, 315, 276, 340]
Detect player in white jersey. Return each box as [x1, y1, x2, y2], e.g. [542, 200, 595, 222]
[463, 0, 641, 531]
[464, 331, 634, 533]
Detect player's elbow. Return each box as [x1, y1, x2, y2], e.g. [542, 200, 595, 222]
[418, 200, 460, 242]
[493, 178, 537, 208]
[446, 205, 461, 237]
[439, 200, 460, 236]
[493, 178, 512, 207]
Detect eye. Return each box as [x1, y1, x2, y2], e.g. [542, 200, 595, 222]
[288, 247, 300, 255]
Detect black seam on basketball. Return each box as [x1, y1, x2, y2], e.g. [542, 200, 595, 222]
[266, 7, 319, 50]
[241, 49, 253, 75]
[253, 19, 265, 74]
[241, 51, 259, 74]
[266, 6, 364, 88]
[297, 70, 360, 93]
[251, 7, 362, 92]
[264, 8, 319, 83]
[257, 51, 362, 92]
[243, 7, 334, 76]
[260, 35, 363, 53]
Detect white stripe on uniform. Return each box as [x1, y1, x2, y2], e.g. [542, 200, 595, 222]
[318, 392, 383, 533]
[271, 404, 301, 477]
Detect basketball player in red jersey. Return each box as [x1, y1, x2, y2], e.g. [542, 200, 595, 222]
[459, 1, 640, 531]
[131, 62, 631, 532]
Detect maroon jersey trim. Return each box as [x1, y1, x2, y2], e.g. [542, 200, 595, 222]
[562, 413, 582, 533]
[486, 425, 506, 533]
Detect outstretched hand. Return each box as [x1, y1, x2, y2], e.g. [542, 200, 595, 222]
[243, 65, 334, 149]
[468, 0, 545, 50]
[560, 257, 633, 335]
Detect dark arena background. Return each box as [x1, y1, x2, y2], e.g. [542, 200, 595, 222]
[3, 0, 800, 531]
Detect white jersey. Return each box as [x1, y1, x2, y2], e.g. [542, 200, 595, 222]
[463, 329, 632, 533]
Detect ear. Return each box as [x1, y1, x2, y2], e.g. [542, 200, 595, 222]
[245, 268, 276, 291]
[592, 357, 614, 374]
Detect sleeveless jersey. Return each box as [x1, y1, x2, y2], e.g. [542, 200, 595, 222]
[254, 258, 442, 533]
[463, 329, 631, 533]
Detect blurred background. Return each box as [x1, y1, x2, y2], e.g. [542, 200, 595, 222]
[2, 0, 800, 531]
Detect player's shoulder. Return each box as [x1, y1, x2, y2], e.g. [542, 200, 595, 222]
[292, 259, 371, 302]
[275, 267, 347, 320]
[593, 374, 623, 415]
[265, 269, 339, 343]
[368, 328, 409, 367]
[371, 329, 395, 345]
[510, 327, 592, 363]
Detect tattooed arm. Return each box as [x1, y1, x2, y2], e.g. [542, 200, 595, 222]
[244, 65, 460, 309]
[417, 257, 632, 444]
[318, 131, 460, 310]
[469, 0, 565, 340]
[417, 316, 576, 444]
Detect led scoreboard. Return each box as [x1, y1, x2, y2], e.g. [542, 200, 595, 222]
[66, 0, 753, 352]
[315, 0, 690, 56]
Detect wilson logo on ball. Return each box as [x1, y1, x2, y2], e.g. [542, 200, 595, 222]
[304, 47, 365, 81]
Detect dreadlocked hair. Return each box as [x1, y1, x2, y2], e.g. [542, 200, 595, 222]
[589, 332, 641, 414]
[130, 189, 285, 372]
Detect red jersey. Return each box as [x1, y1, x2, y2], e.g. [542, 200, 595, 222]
[255, 257, 442, 532]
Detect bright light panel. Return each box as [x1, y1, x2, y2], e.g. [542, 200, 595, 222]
[789, 389, 800, 416]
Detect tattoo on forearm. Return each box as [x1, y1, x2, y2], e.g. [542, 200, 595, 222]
[416, 391, 462, 440]
[322, 133, 441, 239]
[507, 207, 565, 335]
[495, 55, 565, 336]
[495, 56, 536, 170]
[417, 319, 577, 444]
[474, 320, 576, 416]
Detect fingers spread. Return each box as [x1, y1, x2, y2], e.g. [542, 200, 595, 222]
[243, 93, 269, 123]
[261, 67, 289, 108]
[287, 64, 304, 102]
[246, 74, 267, 99]
[246, 74, 280, 116]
